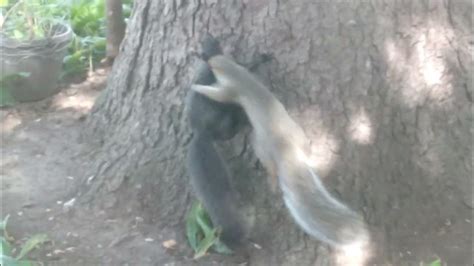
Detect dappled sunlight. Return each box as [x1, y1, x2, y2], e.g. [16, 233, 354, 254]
[335, 239, 372, 266]
[51, 67, 107, 112]
[348, 109, 373, 145]
[384, 22, 455, 107]
[0, 113, 22, 134]
[297, 108, 340, 177]
[52, 93, 97, 112]
[416, 33, 444, 87]
[382, 21, 455, 177]
[306, 131, 340, 177]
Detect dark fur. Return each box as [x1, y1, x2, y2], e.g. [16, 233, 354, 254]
[185, 35, 246, 248]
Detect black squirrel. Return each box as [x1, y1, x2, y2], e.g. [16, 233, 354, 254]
[185, 35, 247, 249]
[191, 54, 371, 262]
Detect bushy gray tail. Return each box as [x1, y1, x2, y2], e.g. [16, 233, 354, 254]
[278, 162, 369, 249]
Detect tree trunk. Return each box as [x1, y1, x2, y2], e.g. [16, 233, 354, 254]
[105, 0, 126, 60]
[82, 0, 472, 265]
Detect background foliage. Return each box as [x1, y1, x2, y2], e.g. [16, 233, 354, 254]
[0, 0, 133, 78]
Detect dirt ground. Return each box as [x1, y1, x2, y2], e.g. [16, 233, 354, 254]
[1, 69, 111, 264]
[1, 68, 471, 266]
[1, 69, 248, 266]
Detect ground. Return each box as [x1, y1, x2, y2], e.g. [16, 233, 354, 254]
[1, 69, 113, 264]
[0, 69, 251, 266]
[1, 69, 471, 265]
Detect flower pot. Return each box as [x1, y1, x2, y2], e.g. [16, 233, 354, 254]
[0, 22, 73, 102]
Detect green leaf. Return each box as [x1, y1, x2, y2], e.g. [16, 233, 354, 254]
[1, 72, 31, 83]
[185, 201, 233, 257]
[0, 215, 10, 231]
[1, 236, 12, 256]
[212, 238, 233, 255]
[193, 228, 218, 260]
[185, 202, 201, 252]
[16, 72, 30, 78]
[195, 204, 213, 236]
[429, 259, 441, 266]
[15, 234, 48, 260]
[193, 203, 225, 258]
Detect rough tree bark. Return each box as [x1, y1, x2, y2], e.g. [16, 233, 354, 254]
[82, 0, 472, 265]
[105, 0, 126, 60]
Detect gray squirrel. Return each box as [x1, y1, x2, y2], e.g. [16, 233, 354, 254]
[191, 53, 371, 256]
[185, 36, 247, 249]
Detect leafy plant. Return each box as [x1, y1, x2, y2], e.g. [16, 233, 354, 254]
[63, 34, 106, 77]
[185, 202, 232, 259]
[1, 0, 134, 81]
[69, 0, 104, 37]
[1, 0, 68, 41]
[62, 0, 133, 77]
[1, 215, 48, 266]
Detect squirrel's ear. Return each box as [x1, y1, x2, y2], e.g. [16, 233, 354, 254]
[191, 84, 232, 103]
